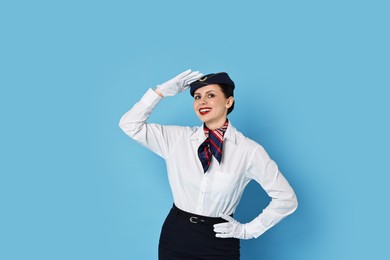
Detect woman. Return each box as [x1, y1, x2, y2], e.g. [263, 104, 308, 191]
[119, 70, 298, 259]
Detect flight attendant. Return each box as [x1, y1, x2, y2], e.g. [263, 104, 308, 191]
[119, 70, 298, 259]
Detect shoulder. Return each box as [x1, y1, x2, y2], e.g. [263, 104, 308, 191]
[158, 124, 199, 132]
[160, 124, 201, 137]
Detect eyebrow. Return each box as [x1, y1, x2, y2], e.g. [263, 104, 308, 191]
[194, 90, 217, 96]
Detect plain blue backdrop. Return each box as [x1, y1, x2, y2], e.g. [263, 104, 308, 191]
[1, 0, 389, 259]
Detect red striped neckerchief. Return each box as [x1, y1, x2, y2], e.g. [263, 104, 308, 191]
[198, 119, 229, 173]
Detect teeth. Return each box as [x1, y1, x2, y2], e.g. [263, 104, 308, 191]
[200, 109, 211, 112]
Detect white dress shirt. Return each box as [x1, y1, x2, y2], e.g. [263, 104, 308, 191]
[119, 89, 298, 238]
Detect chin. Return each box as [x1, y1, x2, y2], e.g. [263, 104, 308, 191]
[198, 116, 211, 124]
[197, 118, 207, 123]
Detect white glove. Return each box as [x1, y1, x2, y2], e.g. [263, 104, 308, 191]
[213, 215, 254, 240]
[156, 69, 203, 97]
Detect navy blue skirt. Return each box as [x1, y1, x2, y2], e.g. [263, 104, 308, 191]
[159, 204, 240, 260]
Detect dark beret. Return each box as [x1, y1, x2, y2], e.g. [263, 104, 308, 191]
[189, 72, 235, 96]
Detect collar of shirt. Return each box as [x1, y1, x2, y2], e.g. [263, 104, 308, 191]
[203, 119, 229, 139]
[190, 121, 238, 145]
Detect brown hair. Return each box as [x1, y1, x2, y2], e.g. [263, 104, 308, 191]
[219, 84, 235, 115]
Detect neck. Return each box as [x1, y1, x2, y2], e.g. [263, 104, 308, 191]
[205, 118, 228, 130]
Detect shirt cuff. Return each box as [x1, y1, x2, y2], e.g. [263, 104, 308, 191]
[141, 88, 163, 108]
[245, 217, 268, 238]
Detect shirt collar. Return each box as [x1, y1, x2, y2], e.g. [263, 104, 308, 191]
[190, 120, 238, 145]
[203, 119, 228, 138]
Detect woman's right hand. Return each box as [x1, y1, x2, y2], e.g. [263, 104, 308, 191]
[156, 69, 203, 97]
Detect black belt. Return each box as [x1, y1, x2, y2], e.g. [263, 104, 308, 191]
[172, 204, 230, 225]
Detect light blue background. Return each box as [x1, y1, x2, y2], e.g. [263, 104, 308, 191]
[1, 0, 389, 259]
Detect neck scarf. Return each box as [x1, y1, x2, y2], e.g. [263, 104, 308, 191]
[197, 120, 228, 173]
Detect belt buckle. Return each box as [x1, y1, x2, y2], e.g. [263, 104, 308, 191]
[189, 216, 199, 224]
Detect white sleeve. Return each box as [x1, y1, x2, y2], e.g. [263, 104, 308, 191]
[245, 146, 298, 238]
[118, 88, 180, 159]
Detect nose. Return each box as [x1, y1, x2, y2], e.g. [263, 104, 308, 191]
[200, 98, 207, 105]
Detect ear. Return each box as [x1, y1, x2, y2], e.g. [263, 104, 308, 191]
[226, 96, 234, 108]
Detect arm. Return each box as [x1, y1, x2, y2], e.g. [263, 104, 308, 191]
[245, 152, 298, 238]
[119, 70, 203, 158]
[119, 88, 166, 157]
[214, 146, 298, 239]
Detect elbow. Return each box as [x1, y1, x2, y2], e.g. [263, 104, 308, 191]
[118, 114, 133, 133]
[280, 191, 298, 216]
[118, 115, 142, 139]
[290, 192, 298, 214]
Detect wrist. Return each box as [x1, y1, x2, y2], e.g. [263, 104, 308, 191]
[154, 87, 164, 97]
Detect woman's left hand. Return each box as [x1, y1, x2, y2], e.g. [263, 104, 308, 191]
[213, 215, 254, 239]
[156, 69, 203, 97]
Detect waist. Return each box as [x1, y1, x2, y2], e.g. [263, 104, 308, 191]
[172, 204, 231, 225]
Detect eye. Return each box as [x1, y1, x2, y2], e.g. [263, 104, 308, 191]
[208, 93, 215, 98]
[194, 95, 201, 100]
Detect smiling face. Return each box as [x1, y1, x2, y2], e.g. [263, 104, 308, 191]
[193, 84, 234, 130]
